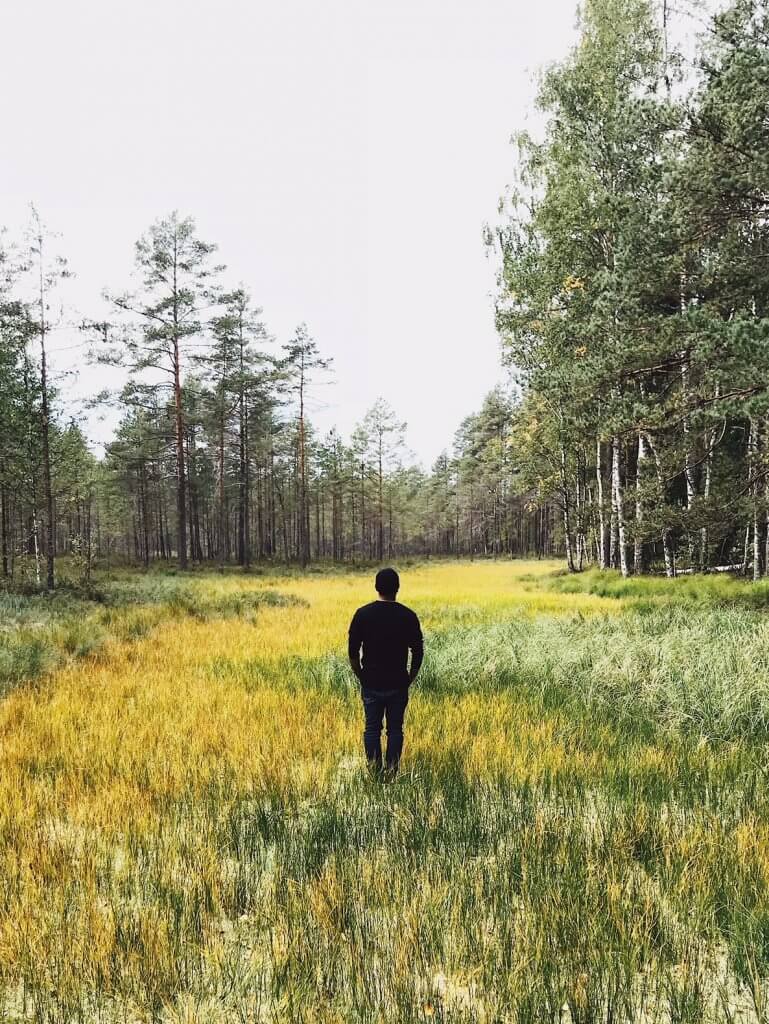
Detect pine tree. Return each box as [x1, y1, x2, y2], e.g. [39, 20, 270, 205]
[96, 212, 223, 570]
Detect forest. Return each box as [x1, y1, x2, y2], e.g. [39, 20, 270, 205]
[0, 216, 552, 589]
[1, 0, 767, 590]
[494, 0, 769, 577]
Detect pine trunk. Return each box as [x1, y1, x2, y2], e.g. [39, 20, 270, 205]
[173, 347, 188, 569]
[37, 248, 55, 591]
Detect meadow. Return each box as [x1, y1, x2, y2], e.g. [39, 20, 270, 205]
[2, 559, 769, 1022]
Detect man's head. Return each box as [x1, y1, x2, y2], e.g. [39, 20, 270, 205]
[375, 567, 400, 601]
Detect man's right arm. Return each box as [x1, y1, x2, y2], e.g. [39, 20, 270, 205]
[348, 610, 363, 681]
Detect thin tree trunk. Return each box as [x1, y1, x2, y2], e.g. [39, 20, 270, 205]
[173, 343, 188, 568]
[378, 445, 384, 562]
[243, 400, 251, 568]
[31, 507, 41, 587]
[36, 226, 55, 591]
[298, 353, 309, 568]
[765, 435, 769, 584]
[0, 476, 8, 578]
[749, 418, 761, 581]
[742, 522, 751, 576]
[360, 462, 366, 560]
[85, 482, 93, 585]
[275, 479, 290, 567]
[634, 432, 648, 575]
[701, 422, 715, 573]
[680, 278, 696, 566]
[644, 432, 675, 577]
[611, 435, 629, 578]
[139, 463, 150, 568]
[560, 442, 576, 573]
[218, 387, 227, 568]
[158, 494, 167, 560]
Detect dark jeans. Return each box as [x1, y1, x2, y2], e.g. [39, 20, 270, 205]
[360, 686, 409, 772]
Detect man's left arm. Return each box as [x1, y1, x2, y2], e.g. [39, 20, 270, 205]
[408, 613, 424, 683]
[348, 611, 363, 681]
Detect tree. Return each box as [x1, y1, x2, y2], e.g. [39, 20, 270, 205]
[95, 212, 223, 570]
[356, 399, 408, 561]
[205, 288, 272, 567]
[494, 0, 685, 575]
[15, 208, 72, 590]
[281, 325, 332, 567]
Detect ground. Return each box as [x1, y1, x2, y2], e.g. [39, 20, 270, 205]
[1, 560, 769, 1022]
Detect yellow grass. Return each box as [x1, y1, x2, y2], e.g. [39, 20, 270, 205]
[0, 560, 767, 1021]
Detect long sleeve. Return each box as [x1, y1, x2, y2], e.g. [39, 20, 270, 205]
[408, 614, 424, 683]
[348, 611, 363, 680]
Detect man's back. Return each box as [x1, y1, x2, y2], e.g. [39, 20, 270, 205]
[348, 600, 423, 691]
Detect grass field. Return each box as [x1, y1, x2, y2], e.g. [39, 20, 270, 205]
[2, 560, 769, 1022]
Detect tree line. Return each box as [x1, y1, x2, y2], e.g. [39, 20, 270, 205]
[0, 212, 555, 589]
[6, 0, 758, 587]
[493, 0, 769, 576]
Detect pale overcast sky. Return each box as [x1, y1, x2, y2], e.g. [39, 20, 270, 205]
[1, 0, 581, 466]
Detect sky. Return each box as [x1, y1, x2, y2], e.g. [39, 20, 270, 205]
[1, 0, 581, 467]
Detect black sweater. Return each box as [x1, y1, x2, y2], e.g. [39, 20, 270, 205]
[348, 600, 424, 691]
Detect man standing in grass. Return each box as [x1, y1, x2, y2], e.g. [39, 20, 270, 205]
[348, 568, 424, 777]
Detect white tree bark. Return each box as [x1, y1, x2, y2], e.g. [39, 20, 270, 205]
[560, 442, 576, 573]
[680, 273, 697, 566]
[749, 418, 761, 581]
[644, 432, 675, 577]
[596, 438, 606, 570]
[611, 435, 629, 577]
[634, 432, 648, 575]
[765, 418, 769, 578]
[700, 422, 715, 572]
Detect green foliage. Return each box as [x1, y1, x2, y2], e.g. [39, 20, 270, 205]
[493, 0, 769, 577]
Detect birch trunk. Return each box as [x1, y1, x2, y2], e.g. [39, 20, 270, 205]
[560, 442, 576, 572]
[700, 409, 717, 572]
[634, 432, 648, 575]
[643, 432, 675, 577]
[742, 523, 750, 576]
[680, 275, 696, 566]
[749, 418, 761, 580]
[611, 435, 629, 577]
[31, 507, 41, 588]
[596, 438, 607, 569]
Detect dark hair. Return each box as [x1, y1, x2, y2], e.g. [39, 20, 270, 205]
[375, 567, 400, 598]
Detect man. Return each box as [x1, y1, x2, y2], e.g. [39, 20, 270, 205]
[348, 567, 424, 777]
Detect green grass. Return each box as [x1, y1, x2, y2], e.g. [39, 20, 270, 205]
[0, 568, 307, 694]
[548, 566, 769, 610]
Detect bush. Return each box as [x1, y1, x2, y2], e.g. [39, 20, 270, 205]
[0, 636, 57, 690]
